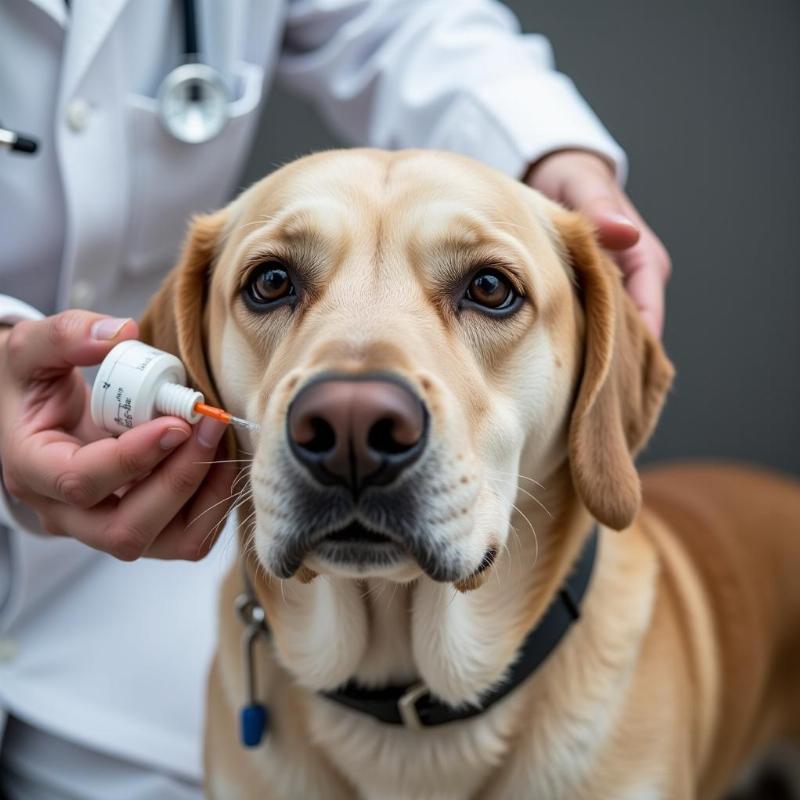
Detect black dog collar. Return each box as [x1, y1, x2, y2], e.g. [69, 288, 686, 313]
[236, 526, 599, 741]
[322, 526, 599, 728]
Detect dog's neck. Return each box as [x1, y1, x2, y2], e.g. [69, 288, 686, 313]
[248, 460, 593, 708]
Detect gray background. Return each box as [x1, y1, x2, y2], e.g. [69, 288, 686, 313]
[241, 0, 800, 475]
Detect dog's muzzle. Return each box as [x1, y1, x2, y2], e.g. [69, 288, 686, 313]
[263, 371, 484, 582]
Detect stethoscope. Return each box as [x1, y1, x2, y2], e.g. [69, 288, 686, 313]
[1, 0, 230, 156]
[157, 0, 231, 144]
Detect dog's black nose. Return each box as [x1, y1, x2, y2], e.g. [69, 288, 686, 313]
[287, 376, 427, 494]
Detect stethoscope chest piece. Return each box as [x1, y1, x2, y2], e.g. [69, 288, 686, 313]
[157, 62, 230, 144]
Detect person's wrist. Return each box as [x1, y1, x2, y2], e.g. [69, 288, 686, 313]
[0, 324, 14, 376]
[0, 324, 18, 447]
[524, 148, 616, 190]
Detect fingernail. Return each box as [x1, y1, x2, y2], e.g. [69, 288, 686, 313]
[602, 211, 638, 229]
[196, 417, 227, 449]
[160, 426, 191, 451]
[91, 317, 131, 340]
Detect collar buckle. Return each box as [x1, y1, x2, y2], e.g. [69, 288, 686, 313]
[397, 682, 430, 729]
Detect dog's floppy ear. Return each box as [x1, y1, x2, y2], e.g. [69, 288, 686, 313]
[554, 210, 674, 530]
[138, 210, 228, 407]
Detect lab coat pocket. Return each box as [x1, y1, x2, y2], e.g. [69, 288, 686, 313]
[123, 61, 265, 274]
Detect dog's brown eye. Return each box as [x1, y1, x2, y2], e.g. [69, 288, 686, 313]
[244, 262, 295, 309]
[465, 269, 517, 311]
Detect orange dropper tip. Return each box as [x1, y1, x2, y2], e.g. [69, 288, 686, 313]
[194, 402, 232, 424]
[193, 402, 261, 433]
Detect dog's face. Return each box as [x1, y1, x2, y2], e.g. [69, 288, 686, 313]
[141, 150, 672, 586]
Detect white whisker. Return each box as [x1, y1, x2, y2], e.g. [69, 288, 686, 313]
[447, 584, 459, 608]
[485, 477, 554, 520]
[487, 469, 546, 490]
[509, 501, 539, 569]
[199, 498, 248, 551]
[187, 483, 249, 529]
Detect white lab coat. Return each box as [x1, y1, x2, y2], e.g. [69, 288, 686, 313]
[0, 0, 625, 793]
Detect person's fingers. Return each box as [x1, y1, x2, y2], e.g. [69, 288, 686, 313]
[598, 195, 671, 338]
[6, 417, 193, 508]
[589, 207, 641, 252]
[617, 243, 668, 338]
[558, 175, 640, 251]
[7, 311, 137, 382]
[145, 453, 240, 561]
[33, 494, 118, 542]
[557, 172, 665, 322]
[527, 150, 640, 250]
[31, 418, 229, 560]
[527, 149, 671, 339]
[99, 417, 228, 559]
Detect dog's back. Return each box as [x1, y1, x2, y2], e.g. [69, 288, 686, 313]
[642, 462, 800, 795]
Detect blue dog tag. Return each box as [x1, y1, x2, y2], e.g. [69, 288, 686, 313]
[235, 583, 271, 748]
[240, 703, 269, 747]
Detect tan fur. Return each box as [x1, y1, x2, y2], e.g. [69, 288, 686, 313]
[140, 208, 228, 405]
[557, 209, 675, 530]
[140, 149, 800, 799]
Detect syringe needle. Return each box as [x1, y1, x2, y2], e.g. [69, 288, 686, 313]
[228, 415, 261, 433]
[194, 402, 261, 432]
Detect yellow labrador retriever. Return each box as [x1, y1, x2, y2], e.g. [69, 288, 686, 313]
[140, 149, 800, 799]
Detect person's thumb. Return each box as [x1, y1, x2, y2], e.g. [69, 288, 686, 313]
[8, 311, 138, 382]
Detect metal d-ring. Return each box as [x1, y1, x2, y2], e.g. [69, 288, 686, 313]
[397, 682, 430, 729]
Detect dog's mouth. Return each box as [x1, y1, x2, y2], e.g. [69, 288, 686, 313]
[262, 452, 492, 582]
[323, 521, 395, 546]
[299, 521, 496, 585]
[309, 520, 408, 574]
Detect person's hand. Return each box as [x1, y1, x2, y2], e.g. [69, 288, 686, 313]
[0, 311, 238, 560]
[525, 149, 671, 338]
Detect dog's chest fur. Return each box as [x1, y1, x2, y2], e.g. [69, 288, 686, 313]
[245, 529, 660, 800]
[304, 580, 518, 800]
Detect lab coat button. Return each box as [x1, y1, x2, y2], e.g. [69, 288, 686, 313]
[0, 638, 18, 663]
[66, 98, 91, 132]
[70, 280, 96, 308]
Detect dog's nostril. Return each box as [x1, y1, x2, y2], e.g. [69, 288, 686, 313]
[287, 376, 428, 492]
[367, 417, 416, 455]
[297, 416, 336, 453]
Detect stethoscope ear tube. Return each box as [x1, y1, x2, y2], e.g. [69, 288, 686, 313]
[0, 124, 38, 155]
[157, 0, 231, 144]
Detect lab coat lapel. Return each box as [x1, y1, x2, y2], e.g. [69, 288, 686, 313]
[25, 0, 67, 27]
[61, 0, 130, 101]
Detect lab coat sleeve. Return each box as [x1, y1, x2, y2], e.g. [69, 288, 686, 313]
[0, 295, 46, 534]
[0, 296, 104, 636]
[277, 0, 627, 183]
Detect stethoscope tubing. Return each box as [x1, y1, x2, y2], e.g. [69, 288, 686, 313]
[182, 0, 200, 58]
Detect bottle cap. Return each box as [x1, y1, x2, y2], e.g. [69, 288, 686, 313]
[91, 340, 204, 435]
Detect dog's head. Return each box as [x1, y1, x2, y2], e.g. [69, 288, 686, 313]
[141, 149, 672, 586]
